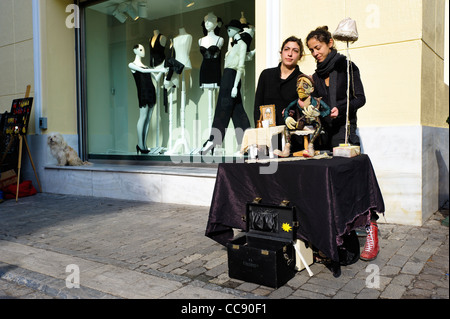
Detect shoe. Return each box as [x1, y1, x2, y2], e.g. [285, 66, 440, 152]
[200, 140, 214, 156]
[136, 145, 150, 155]
[360, 221, 379, 261]
[273, 143, 291, 158]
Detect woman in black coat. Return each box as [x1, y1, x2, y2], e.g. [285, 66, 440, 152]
[307, 26, 381, 263]
[254, 36, 305, 127]
[306, 26, 366, 150]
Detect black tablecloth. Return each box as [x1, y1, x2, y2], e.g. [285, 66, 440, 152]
[205, 154, 385, 262]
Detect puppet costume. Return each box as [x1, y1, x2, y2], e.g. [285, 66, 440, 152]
[274, 75, 330, 157]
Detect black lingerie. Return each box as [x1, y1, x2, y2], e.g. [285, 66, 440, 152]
[199, 39, 222, 86]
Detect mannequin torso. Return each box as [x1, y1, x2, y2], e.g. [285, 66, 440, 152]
[173, 28, 192, 70]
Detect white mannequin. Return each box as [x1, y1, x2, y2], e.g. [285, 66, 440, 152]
[225, 26, 247, 98]
[198, 13, 224, 55]
[128, 44, 163, 153]
[149, 30, 169, 148]
[199, 12, 225, 131]
[173, 27, 192, 70]
[201, 21, 250, 155]
[167, 28, 193, 154]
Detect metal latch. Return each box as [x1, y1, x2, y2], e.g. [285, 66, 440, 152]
[280, 200, 290, 207]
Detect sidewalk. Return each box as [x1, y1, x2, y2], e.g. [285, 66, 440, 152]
[0, 193, 448, 300]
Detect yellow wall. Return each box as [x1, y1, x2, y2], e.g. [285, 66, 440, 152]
[0, 0, 77, 135]
[41, 0, 78, 135]
[0, 0, 34, 118]
[421, 0, 449, 127]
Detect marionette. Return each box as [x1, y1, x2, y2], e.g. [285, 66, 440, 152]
[274, 74, 330, 158]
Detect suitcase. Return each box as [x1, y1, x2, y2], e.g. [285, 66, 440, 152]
[227, 199, 306, 288]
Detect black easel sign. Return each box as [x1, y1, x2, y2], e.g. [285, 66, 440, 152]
[7, 98, 33, 135]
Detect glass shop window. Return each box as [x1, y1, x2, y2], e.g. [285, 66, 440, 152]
[83, 0, 255, 162]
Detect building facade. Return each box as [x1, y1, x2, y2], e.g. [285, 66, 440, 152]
[0, 0, 448, 226]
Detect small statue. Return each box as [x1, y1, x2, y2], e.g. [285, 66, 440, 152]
[274, 74, 330, 157]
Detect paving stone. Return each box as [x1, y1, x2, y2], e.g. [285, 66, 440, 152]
[0, 194, 448, 300]
[380, 284, 406, 299]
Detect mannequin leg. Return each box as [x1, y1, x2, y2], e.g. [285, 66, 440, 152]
[143, 106, 154, 149]
[137, 106, 154, 153]
[230, 91, 250, 146]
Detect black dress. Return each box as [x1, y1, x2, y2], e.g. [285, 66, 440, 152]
[132, 69, 156, 108]
[199, 39, 222, 86]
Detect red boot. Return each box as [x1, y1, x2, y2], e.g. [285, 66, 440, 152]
[360, 222, 379, 261]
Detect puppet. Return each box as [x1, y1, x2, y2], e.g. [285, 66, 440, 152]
[274, 74, 330, 158]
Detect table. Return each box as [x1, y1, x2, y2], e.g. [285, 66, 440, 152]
[240, 126, 315, 159]
[205, 154, 385, 263]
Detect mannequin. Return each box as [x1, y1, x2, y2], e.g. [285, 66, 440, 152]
[128, 44, 163, 154]
[149, 30, 167, 70]
[149, 30, 168, 148]
[173, 27, 192, 70]
[199, 12, 225, 133]
[199, 12, 224, 88]
[201, 20, 251, 155]
[167, 27, 193, 154]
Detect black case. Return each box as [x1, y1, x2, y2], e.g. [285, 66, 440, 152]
[227, 200, 298, 288]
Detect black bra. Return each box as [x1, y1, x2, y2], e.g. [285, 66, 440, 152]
[200, 45, 221, 59]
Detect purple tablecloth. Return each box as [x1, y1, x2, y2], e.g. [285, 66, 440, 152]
[205, 154, 385, 262]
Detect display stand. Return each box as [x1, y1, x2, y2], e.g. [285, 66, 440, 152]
[164, 86, 175, 153]
[4, 86, 42, 202]
[168, 71, 190, 154]
[201, 83, 219, 130]
[152, 70, 165, 150]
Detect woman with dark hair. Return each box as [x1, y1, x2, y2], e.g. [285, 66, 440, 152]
[306, 26, 366, 149]
[252, 36, 305, 155]
[254, 36, 305, 127]
[306, 26, 379, 262]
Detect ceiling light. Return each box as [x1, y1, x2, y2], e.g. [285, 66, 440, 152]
[138, 2, 148, 18]
[113, 7, 128, 23]
[184, 0, 195, 8]
[126, 4, 139, 20]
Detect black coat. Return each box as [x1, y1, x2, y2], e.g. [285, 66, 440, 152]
[312, 58, 366, 147]
[254, 64, 302, 126]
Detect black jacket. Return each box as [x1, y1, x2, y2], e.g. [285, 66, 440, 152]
[312, 58, 365, 147]
[254, 64, 302, 126]
[312, 58, 365, 128]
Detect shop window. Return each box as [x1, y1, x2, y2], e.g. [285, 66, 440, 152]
[82, 0, 255, 162]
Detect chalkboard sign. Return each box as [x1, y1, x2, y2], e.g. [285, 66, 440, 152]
[8, 98, 33, 135]
[5, 97, 33, 135]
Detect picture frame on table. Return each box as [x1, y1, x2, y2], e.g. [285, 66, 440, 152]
[259, 104, 276, 127]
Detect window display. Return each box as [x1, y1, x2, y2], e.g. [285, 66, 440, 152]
[82, 0, 255, 161]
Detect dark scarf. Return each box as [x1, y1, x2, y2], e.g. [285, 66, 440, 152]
[316, 49, 346, 77]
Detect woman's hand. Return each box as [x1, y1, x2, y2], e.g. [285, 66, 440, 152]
[330, 107, 339, 119]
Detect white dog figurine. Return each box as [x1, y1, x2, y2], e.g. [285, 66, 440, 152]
[47, 132, 89, 166]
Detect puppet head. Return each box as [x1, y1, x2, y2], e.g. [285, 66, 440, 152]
[297, 74, 314, 100]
